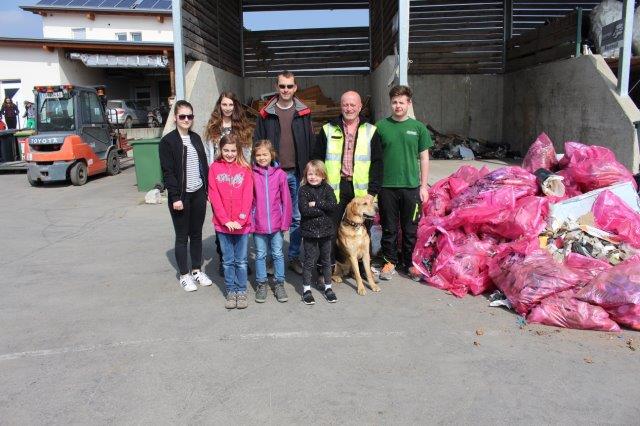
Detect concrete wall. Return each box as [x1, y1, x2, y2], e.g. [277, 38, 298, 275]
[244, 75, 371, 105]
[370, 55, 396, 121]
[503, 54, 640, 172]
[164, 60, 244, 137]
[43, 13, 173, 42]
[410, 74, 503, 142]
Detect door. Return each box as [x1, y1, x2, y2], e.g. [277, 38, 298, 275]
[79, 90, 111, 159]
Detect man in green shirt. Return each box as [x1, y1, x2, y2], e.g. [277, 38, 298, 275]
[376, 85, 433, 280]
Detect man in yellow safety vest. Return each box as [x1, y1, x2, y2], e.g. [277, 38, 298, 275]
[312, 90, 383, 268]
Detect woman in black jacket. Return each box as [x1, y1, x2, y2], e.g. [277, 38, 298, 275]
[298, 160, 338, 305]
[1, 98, 19, 129]
[159, 100, 213, 292]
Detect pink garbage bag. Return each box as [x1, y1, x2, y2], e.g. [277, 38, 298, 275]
[488, 244, 582, 315]
[527, 296, 620, 332]
[443, 167, 538, 229]
[424, 165, 490, 219]
[559, 142, 636, 192]
[522, 133, 558, 173]
[412, 227, 496, 297]
[564, 253, 612, 283]
[592, 190, 640, 248]
[480, 195, 549, 240]
[576, 260, 640, 330]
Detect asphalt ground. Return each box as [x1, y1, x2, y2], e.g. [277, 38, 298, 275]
[0, 159, 638, 424]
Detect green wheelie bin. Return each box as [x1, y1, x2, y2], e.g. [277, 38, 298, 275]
[130, 138, 163, 192]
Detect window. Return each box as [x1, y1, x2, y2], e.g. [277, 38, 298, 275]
[130, 32, 142, 42]
[134, 86, 151, 109]
[116, 33, 127, 41]
[72, 28, 86, 40]
[80, 91, 105, 125]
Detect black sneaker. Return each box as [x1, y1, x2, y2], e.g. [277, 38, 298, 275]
[302, 290, 315, 305]
[324, 287, 337, 303]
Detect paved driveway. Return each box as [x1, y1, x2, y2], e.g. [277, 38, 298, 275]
[0, 161, 638, 424]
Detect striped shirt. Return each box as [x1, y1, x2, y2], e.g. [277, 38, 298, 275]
[182, 134, 203, 192]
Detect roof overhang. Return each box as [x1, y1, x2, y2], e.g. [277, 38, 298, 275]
[20, 5, 171, 17]
[0, 37, 173, 55]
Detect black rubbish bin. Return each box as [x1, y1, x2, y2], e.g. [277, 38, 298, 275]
[0, 132, 17, 163]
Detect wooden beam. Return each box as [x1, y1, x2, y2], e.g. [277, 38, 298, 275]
[157, 15, 165, 23]
[86, 12, 95, 21]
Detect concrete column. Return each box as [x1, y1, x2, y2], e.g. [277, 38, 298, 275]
[171, 0, 185, 100]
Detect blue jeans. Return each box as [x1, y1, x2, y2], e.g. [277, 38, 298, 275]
[218, 233, 249, 294]
[254, 232, 285, 283]
[286, 170, 302, 259]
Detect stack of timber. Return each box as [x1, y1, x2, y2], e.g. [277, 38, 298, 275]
[250, 85, 371, 134]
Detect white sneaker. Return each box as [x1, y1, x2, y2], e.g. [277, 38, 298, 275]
[179, 274, 198, 292]
[191, 270, 212, 286]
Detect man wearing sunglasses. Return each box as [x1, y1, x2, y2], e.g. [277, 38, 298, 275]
[254, 71, 314, 275]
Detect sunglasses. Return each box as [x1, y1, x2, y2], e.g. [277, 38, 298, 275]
[177, 114, 194, 121]
[278, 84, 295, 89]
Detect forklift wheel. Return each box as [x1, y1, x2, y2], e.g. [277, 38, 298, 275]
[27, 175, 42, 187]
[70, 161, 88, 186]
[106, 149, 120, 176]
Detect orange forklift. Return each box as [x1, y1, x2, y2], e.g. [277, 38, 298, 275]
[24, 85, 129, 186]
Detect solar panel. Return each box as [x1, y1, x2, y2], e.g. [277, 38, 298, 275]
[155, 0, 171, 10]
[115, 0, 136, 7]
[137, 0, 158, 8]
[35, 0, 171, 10]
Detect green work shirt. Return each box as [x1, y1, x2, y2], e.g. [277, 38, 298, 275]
[375, 117, 433, 188]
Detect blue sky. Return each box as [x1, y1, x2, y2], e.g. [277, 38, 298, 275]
[0, 1, 368, 38]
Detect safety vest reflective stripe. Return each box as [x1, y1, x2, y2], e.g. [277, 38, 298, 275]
[323, 122, 376, 200]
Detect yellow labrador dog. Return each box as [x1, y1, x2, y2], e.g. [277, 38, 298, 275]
[332, 196, 380, 295]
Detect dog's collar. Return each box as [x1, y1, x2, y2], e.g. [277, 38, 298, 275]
[342, 217, 365, 229]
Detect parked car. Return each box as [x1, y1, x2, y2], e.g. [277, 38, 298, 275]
[106, 100, 148, 128]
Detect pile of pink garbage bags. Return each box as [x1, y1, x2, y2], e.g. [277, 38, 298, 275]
[412, 133, 640, 332]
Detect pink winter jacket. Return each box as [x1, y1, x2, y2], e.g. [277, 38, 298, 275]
[208, 160, 253, 234]
[251, 163, 292, 234]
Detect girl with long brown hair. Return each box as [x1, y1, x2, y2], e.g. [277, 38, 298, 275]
[203, 91, 253, 165]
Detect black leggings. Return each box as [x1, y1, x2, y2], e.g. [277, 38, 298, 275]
[303, 236, 332, 288]
[169, 187, 206, 275]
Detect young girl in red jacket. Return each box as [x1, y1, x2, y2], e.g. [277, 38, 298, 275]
[208, 134, 253, 309]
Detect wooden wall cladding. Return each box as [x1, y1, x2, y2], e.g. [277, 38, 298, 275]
[370, 0, 398, 70]
[408, 0, 505, 75]
[512, 0, 601, 35]
[506, 9, 586, 72]
[182, 0, 242, 76]
[243, 27, 370, 76]
[242, 0, 369, 12]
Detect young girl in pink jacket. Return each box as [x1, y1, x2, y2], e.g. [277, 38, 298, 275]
[208, 134, 253, 309]
[251, 140, 292, 303]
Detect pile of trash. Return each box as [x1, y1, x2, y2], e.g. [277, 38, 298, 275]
[427, 125, 514, 160]
[412, 132, 640, 332]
